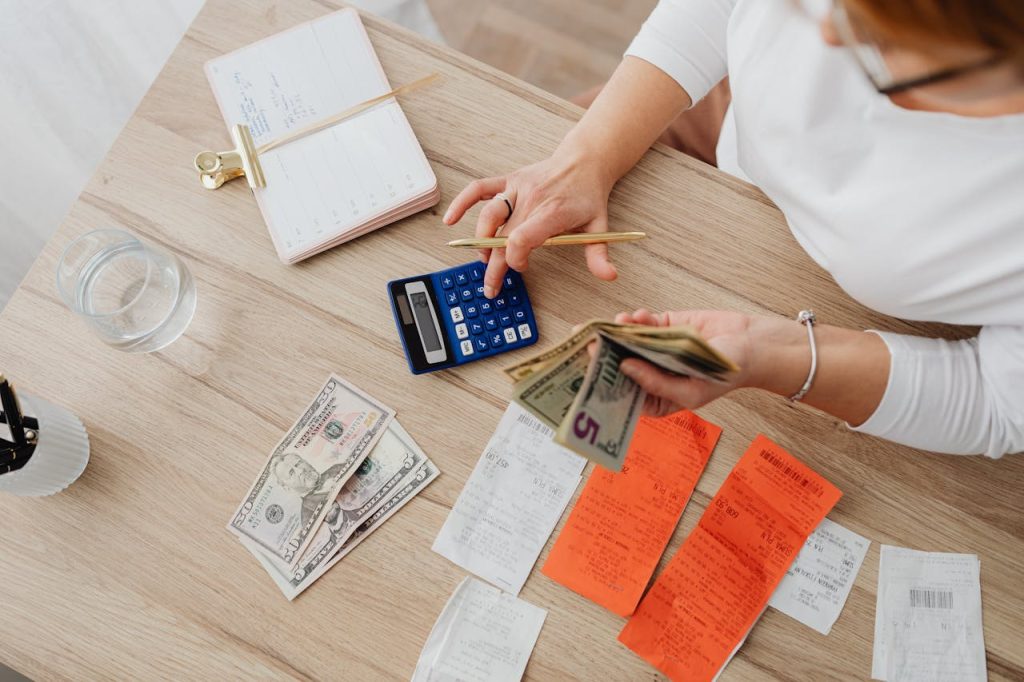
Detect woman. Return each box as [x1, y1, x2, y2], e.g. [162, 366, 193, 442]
[443, 0, 1024, 457]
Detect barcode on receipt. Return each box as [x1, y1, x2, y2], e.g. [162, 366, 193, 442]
[909, 588, 954, 609]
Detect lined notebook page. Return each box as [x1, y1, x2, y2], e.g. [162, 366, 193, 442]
[206, 9, 436, 260]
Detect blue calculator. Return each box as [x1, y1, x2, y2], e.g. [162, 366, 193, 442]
[387, 261, 539, 374]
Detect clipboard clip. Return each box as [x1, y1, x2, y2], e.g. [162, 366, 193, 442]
[193, 124, 266, 190]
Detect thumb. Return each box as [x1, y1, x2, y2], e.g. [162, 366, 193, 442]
[582, 215, 617, 281]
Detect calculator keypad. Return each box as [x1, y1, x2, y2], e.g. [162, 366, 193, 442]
[422, 262, 538, 366]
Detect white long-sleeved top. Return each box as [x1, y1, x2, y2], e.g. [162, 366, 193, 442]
[626, 0, 1024, 457]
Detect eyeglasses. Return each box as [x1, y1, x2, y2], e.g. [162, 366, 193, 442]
[797, 0, 1004, 95]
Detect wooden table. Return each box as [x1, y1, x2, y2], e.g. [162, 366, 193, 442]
[2, 1, 1022, 679]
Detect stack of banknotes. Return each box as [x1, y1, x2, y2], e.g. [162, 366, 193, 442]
[506, 320, 737, 472]
[227, 375, 439, 600]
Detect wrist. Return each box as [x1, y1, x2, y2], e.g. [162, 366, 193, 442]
[556, 129, 620, 194]
[742, 316, 812, 397]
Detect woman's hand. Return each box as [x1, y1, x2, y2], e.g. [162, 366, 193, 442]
[615, 308, 891, 425]
[613, 309, 760, 417]
[443, 149, 619, 298]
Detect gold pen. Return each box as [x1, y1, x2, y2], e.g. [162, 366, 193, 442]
[447, 231, 647, 249]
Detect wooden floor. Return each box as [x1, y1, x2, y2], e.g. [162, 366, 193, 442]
[427, 0, 656, 98]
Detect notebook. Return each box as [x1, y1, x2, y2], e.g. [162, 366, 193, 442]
[205, 8, 440, 264]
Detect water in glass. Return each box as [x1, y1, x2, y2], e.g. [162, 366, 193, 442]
[57, 230, 197, 353]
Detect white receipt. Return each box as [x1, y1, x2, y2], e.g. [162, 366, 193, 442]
[872, 545, 986, 681]
[412, 577, 547, 682]
[432, 402, 586, 595]
[768, 517, 870, 635]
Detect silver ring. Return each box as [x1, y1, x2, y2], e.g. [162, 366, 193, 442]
[494, 192, 513, 221]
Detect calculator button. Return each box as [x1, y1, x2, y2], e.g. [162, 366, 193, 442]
[498, 312, 512, 327]
[464, 304, 479, 318]
[475, 285, 486, 299]
[445, 290, 459, 306]
[494, 296, 507, 309]
[480, 300, 493, 315]
[484, 316, 498, 331]
[450, 307, 464, 323]
[469, 266, 484, 282]
[502, 274, 516, 291]
[509, 292, 522, 307]
[455, 323, 469, 340]
[474, 337, 489, 352]
[460, 339, 474, 356]
[469, 321, 485, 335]
[456, 272, 469, 285]
[503, 327, 518, 344]
[460, 288, 474, 302]
[489, 332, 505, 348]
[517, 323, 533, 340]
[513, 309, 527, 323]
[441, 275, 455, 290]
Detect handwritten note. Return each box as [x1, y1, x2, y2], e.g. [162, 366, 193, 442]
[432, 403, 586, 595]
[618, 434, 842, 681]
[872, 546, 985, 681]
[412, 577, 547, 682]
[541, 411, 721, 616]
[768, 517, 870, 635]
[206, 9, 437, 261]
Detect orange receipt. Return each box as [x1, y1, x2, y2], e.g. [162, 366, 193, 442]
[541, 412, 722, 617]
[618, 434, 842, 681]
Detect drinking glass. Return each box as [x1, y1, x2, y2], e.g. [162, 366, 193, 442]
[56, 229, 197, 353]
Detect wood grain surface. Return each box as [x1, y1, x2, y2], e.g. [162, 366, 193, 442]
[1, 1, 1021, 680]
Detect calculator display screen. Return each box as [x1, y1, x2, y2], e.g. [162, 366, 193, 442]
[395, 293, 414, 325]
[410, 292, 441, 352]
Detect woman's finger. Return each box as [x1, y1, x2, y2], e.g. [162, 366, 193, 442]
[644, 394, 679, 418]
[582, 216, 617, 281]
[504, 207, 564, 272]
[473, 189, 517, 266]
[475, 192, 515, 239]
[620, 358, 706, 409]
[483, 247, 510, 299]
[629, 309, 661, 326]
[443, 177, 506, 225]
[614, 311, 635, 324]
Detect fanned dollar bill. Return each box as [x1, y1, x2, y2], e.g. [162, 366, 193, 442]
[253, 455, 440, 600]
[554, 332, 646, 472]
[505, 320, 735, 382]
[509, 320, 736, 471]
[247, 420, 428, 599]
[227, 375, 395, 570]
[309, 459, 440, 582]
[513, 334, 591, 431]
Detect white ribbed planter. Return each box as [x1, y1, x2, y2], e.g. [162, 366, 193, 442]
[0, 393, 90, 496]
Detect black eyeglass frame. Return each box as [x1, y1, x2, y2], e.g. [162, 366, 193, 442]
[826, 0, 1006, 95]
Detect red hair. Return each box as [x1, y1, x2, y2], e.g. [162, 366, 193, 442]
[847, 0, 1024, 62]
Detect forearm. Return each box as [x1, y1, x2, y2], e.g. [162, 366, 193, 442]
[744, 316, 890, 426]
[558, 56, 692, 190]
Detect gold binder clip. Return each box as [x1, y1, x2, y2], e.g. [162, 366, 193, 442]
[194, 124, 266, 190]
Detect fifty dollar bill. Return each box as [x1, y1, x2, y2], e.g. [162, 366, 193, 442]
[227, 375, 395, 570]
[246, 420, 428, 599]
